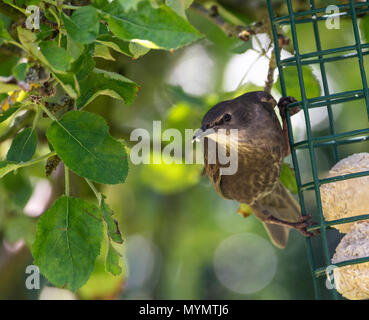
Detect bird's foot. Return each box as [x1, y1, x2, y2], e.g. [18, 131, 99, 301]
[266, 214, 320, 237]
[277, 96, 300, 118]
[277, 96, 300, 157]
[291, 215, 320, 237]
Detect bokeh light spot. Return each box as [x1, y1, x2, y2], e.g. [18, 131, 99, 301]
[213, 233, 278, 294]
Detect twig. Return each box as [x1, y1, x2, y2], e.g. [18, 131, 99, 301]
[190, 3, 265, 41]
[85, 178, 102, 206]
[264, 49, 276, 94]
[2, 151, 57, 178]
[19, 151, 56, 167]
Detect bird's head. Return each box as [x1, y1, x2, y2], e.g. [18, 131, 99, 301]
[193, 91, 277, 143]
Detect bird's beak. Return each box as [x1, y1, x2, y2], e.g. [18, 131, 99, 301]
[192, 126, 210, 143]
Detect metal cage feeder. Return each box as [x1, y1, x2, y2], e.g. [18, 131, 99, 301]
[267, 0, 369, 299]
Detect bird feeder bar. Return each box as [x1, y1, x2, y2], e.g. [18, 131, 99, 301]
[267, 0, 369, 299]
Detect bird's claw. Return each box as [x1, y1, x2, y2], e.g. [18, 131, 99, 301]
[266, 214, 319, 237]
[277, 96, 300, 118]
[293, 215, 320, 237]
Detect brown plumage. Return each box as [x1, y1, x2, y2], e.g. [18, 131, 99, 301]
[195, 91, 314, 248]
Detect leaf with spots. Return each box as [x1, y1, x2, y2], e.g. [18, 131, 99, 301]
[106, 242, 122, 276]
[32, 196, 103, 292]
[17, 28, 79, 98]
[101, 200, 123, 276]
[101, 200, 123, 244]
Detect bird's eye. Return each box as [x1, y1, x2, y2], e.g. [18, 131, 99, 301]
[223, 113, 231, 122]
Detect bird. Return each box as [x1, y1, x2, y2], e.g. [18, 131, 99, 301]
[193, 91, 314, 248]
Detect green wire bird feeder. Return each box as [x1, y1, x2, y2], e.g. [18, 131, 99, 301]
[267, 0, 369, 299]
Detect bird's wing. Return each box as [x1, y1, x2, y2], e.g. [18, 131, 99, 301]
[253, 181, 301, 223]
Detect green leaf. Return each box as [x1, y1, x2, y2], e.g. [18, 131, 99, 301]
[70, 44, 96, 81]
[67, 36, 85, 60]
[101, 200, 123, 276]
[0, 55, 18, 77]
[61, 6, 100, 44]
[36, 23, 54, 41]
[46, 110, 129, 184]
[39, 41, 73, 72]
[105, 0, 203, 50]
[129, 41, 150, 59]
[17, 28, 79, 98]
[280, 163, 298, 194]
[53, 72, 80, 99]
[94, 44, 115, 61]
[0, 106, 20, 123]
[165, 0, 193, 18]
[101, 200, 123, 244]
[12, 63, 27, 81]
[76, 68, 139, 109]
[276, 65, 321, 100]
[32, 196, 103, 292]
[6, 128, 37, 163]
[95, 34, 132, 57]
[106, 243, 122, 276]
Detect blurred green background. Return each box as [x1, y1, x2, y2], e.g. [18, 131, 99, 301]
[1, 0, 369, 299]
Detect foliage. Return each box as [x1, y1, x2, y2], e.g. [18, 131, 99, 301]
[0, 0, 204, 292]
[0, 0, 319, 295]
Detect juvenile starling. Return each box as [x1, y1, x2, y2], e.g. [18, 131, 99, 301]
[194, 91, 313, 248]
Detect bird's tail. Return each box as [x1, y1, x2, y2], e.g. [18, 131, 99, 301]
[252, 181, 301, 249]
[262, 223, 290, 249]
